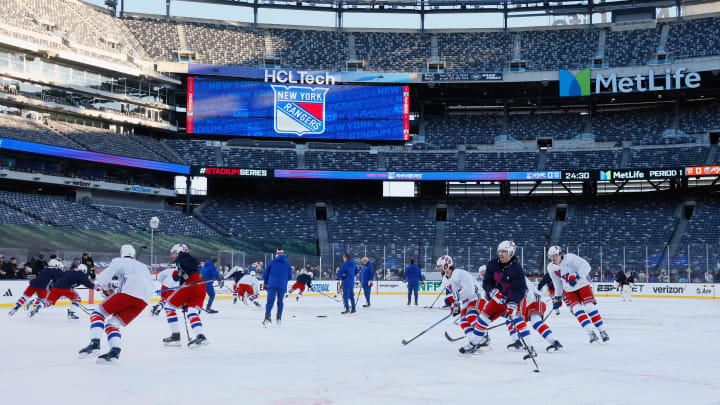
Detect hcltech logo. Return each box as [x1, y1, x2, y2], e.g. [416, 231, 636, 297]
[559, 69, 591, 97]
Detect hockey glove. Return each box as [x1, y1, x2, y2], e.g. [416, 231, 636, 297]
[567, 273, 579, 287]
[369, 282, 373, 287]
[451, 303, 460, 316]
[489, 289, 505, 305]
[552, 296, 563, 310]
[217, 280, 224, 288]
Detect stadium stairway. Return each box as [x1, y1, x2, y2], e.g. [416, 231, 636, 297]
[660, 200, 695, 272]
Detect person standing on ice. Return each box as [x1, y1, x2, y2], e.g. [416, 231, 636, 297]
[78, 244, 154, 363]
[547, 245, 609, 344]
[263, 247, 293, 326]
[359, 257, 374, 307]
[403, 259, 424, 306]
[336, 253, 358, 314]
[201, 258, 221, 314]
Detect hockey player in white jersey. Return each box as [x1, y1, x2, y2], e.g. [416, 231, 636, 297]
[235, 270, 262, 307]
[151, 267, 180, 316]
[443, 258, 483, 343]
[547, 246, 609, 343]
[78, 244, 154, 363]
[505, 277, 563, 352]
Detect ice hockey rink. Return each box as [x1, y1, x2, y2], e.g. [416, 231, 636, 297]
[2, 293, 719, 405]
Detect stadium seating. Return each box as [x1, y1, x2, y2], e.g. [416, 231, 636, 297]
[92, 205, 218, 236]
[305, 151, 375, 171]
[223, 147, 297, 169]
[0, 114, 82, 149]
[199, 198, 318, 240]
[445, 200, 553, 272]
[559, 198, 677, 270]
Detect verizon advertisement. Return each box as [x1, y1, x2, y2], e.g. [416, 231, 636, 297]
[190, 166, 273, 177]
[592, 283, 715, 299]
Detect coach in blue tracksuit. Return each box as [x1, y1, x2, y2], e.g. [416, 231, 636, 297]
[359, 257, 374, 307]
[201, 259, 221, 313]
[403, 259, 424, 306]
[337, 253, 358, 314]
[263, 247, 293, 325]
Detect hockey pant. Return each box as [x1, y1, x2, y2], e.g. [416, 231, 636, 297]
[565, 286, 605, 333]
[14, 285, 49, 309]
[165, 274, 206, 337]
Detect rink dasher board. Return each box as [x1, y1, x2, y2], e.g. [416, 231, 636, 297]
[0, 280, 716, 307]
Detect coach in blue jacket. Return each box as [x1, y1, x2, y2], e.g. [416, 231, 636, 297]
[337, 253, 358, 314]
[359, 257, 374, 307]
[201, 259, 221, 313]
[263, 247, 293, 325]
[403, 259, 424, 306]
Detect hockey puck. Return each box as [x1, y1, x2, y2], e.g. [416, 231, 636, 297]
[292, 315, 296, 318]
[316, 315, 328, 318]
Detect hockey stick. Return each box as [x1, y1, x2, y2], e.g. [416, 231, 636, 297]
[401, 313, 452, 345]
[155, 278, 220, 294]
[444, 316, 511, 342]
[315, 289, 341, 303]
[509, 318, 540, 373]
[182, 306, 192, 344]
[76, 303, 95, 315]
[424, 290, 444, 309]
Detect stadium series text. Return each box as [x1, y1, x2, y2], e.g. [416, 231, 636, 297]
[265, 70, 336, 85]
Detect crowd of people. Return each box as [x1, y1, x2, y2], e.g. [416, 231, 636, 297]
[0, 253, 96, 280]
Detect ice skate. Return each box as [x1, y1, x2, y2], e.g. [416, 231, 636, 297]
[600, 330, 609, 342]
[163, 332, 181, 346]
[96, 347, 121, 364]
[79, 339, 101, 358]
[546, 340, 563, 352]
[507, 340, 523, 351]
[188, 334, 208, 348]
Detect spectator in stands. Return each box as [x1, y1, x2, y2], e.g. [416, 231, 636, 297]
[2, 257, 19, 279]
[81, 253, 95, 280]
[9, 259, 26, 279]
[714, 270, 720, 283]
[71, 257, 81, 270]
[592, 267, 601, 282]
[32, 254, 47, 276]
[0, 255, 6, 278]
[686, 268, 692, 283]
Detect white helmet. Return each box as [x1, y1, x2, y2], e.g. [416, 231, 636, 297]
[231, 266, 241, 272]
[548, 246, 562, 257]
[478, 265, 487, 273]
[48, 259, 63, 269]
[77, 264, 88, 273]
[497, 241, 516, 257]
[437, 255, 454, 268]
[171, 244, 188, 254]
[121, 244, 136, 258]
[250, 271, 256, 277]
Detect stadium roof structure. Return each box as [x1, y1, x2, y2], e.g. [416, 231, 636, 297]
[157, 0, 711, 29]
[169, 0, 705, 15]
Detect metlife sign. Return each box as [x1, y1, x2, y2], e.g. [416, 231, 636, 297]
[559, 67, 701, 97]
[598, 168, 685, 181]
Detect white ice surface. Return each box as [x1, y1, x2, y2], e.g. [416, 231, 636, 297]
[1, 294, 719, 405]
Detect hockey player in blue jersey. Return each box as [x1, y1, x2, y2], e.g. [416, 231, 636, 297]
[10, 259, 64, 317]
[287, 270, 313, 301]
[403, 259, 424, 306]
[201, 259, 221, 313]
[359, 257, 374, 307]
[460, 241, 529, 354]
[38, 264, 95, 319]
[263, 247, 293, 326]
[336, 253, 358, 314]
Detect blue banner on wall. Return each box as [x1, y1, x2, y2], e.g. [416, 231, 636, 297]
[0, 137, 189, 174]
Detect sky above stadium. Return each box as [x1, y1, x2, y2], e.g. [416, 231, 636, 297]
[83, 0, 628, 29]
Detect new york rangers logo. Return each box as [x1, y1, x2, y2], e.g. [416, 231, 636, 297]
[271, 85, 329, 136]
